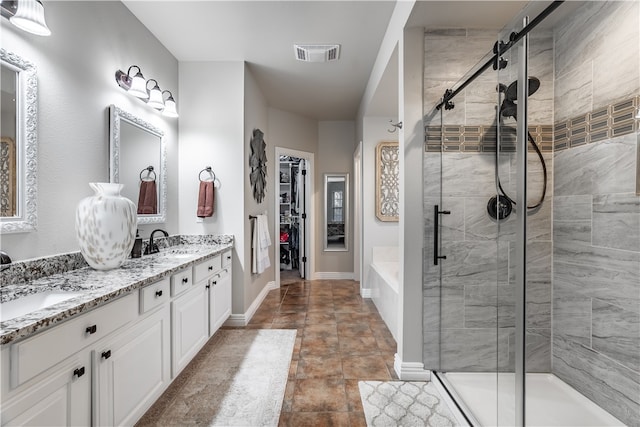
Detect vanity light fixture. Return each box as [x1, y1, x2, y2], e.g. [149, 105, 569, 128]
[115, 65, 148, 99]
[1, 0, 51, 36]
[146, 79, 164, 109]
[114, 65, 178, 118]
[162, 90, 178, 118]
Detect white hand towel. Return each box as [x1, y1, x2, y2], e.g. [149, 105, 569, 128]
[252, 214, 271, 274]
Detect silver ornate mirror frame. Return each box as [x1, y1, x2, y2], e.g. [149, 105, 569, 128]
[109, 105, 166, 224]
[0, 48, 38, 234]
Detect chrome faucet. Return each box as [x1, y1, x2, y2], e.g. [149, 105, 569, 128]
[144, 229, 169, 255]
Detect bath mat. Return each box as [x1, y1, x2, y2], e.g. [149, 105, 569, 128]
[359, 381, 457, 427]
[136, 329, 296, 426]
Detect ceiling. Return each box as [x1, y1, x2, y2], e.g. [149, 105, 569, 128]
[123, 0, 563, 121]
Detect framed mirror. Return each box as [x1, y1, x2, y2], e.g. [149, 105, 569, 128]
[109, 105, 166, 224]
[1, 48, 38, 234]
[324, 173, 348, 251]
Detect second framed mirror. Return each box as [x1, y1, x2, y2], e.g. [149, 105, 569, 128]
[324, 173, 348, 251]
[109, 105, 166, 224]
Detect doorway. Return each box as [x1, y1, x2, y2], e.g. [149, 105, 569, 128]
[274, 147, 314, 286]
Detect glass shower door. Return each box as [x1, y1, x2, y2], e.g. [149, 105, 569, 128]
[431, 44, 507, 425]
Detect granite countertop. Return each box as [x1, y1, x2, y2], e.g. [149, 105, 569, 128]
[0, 239, 233, 345]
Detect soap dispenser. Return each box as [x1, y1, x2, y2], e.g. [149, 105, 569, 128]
[131, 230, 143, 258]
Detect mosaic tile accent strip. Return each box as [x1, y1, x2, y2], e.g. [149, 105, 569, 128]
[359, 381, 457, 427]
[425, 124, 552, 153]
[554, 95, 639, 151]
[425, 95, 639, 153]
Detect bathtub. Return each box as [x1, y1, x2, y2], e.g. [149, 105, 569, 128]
[369, 247, 399, 341]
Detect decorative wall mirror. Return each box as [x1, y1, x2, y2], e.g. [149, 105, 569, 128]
[109, 105, 166, 224]
[324, 173, 348, 251]
[0, 48, 37, 234]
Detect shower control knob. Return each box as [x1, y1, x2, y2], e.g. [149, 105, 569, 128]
[487, 195, 513, 220]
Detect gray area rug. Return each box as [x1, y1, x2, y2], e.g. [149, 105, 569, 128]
[359, 381, 457, 427]
[137, 329, 296, 426]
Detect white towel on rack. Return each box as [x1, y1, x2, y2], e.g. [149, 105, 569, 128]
[252, 213, 271, 274]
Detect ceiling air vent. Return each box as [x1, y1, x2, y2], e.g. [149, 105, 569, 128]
[294, 44, 341, 62]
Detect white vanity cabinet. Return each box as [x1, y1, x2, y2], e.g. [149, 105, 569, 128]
[171, 268, 209, 377]
[93, 279, 171, 426]
[193, 250, 233, 337]
[1, 247, 234, 427]
[0, 351, 91, 426]
[209, 264, 232, 336]
[0, 292, 138, 427]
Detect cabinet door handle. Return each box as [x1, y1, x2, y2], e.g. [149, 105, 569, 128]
[155, 290, 163, 297]
[206, 284, 210, 289]
[101, 350, 112, 360]
[226, 255, 231, 260]
[74, 367, 85, 378]
[208, 266, 213, 271]
[182, 277, 189, 284]
[212, 281, 217, 286]
[86, 325, 97, 335]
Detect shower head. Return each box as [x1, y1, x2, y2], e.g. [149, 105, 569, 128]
[504, 76, 540, 101]
[500, 98, 518, 119]
[499, 77, 541, 120]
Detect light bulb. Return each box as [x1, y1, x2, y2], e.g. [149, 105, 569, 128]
[10, 0, 51, 36]
[146, 80, 164, 110]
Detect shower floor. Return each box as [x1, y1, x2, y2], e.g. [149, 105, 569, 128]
[443, 372, 625, 426]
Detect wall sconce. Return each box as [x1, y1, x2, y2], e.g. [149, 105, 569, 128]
[115, 65, 148, 98]
[0, 0, 52, 36]
[115, 65, 178, 118]
[162, 90, 178, 118]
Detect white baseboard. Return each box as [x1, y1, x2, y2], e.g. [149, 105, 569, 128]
[360, 288, 372, 298]
[394, 353, 431, 381]
[314, 272, 354, 280]
[224, 280, 277, 327]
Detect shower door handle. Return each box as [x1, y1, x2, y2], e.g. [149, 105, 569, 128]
[434, 205, 450, 265]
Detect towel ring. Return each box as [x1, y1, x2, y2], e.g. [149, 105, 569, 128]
[199, 166, 216, 182]
[140, 166, 157, 182]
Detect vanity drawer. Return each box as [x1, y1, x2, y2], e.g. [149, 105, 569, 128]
[140, 277, 170, 314]
[10, 292, 137, 389]
[222, 250, 232, 268]
[170, 268, 193, 297]
[193, 255, 221, 283]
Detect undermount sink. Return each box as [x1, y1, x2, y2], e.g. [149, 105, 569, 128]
[164, 253, 194, 259]
[155, 248, 199, 259]
[1, 291, 83, 322]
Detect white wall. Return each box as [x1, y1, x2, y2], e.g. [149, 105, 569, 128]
[316, 121, 356, 275]
[178, 61, 246, 313]
[361, 117, 399, 288]
[397, 27, 426, 376]
[243, 64, 272, 310]
[1, 2, 179, 261]
[268, 108, 317, 155]
[268, 107, 320, 278]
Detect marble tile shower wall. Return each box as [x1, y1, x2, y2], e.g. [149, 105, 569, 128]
[551, 1, 640, 424]
[422, 29, 554, 372]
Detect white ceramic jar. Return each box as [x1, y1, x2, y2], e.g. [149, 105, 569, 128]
[75, 183, 137, 270]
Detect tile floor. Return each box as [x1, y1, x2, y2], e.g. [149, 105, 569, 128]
[240, 279, 398, 427]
